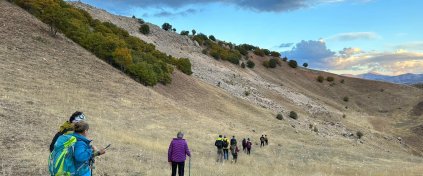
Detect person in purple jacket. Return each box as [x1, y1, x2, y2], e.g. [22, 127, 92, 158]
[168, 132, 191, 176]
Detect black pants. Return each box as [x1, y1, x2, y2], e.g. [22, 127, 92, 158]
[171, 162, 185, 176]
[247, 148, 251, 155]
[260, 141, 265, 147]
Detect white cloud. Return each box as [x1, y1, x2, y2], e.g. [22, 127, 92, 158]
[326, 32, 381, 41]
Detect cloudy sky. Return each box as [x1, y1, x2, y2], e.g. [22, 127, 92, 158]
[81, 0, 423, 75]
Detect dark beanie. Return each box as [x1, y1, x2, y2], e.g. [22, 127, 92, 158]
[69, 111, 83, 122]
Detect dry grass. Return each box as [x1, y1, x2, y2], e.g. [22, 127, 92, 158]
[2, 1, 423, 175]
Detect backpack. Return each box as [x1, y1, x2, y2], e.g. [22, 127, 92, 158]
[215, 139, 223, 149]
[230, 138, 237, 146]
[48, 134, 77, 176]
[223, 139, 229, 148]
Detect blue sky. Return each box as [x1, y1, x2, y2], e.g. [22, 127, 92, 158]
[80, 0, 423, 75]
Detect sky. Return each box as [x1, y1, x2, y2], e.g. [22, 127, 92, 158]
[80, 0, 423, 76]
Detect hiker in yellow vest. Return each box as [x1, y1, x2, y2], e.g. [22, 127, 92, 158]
[223, 135, 230, 160]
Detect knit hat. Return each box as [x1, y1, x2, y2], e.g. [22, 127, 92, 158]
[69, 111, 86, 123]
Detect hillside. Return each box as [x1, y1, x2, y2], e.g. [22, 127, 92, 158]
[354, 72, 423, 85]
[2, 0, 423, 175]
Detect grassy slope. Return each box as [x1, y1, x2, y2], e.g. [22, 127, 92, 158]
[1, 0, 423, 175]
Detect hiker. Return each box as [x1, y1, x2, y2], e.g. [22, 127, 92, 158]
[168, 132, 191, 176]
[215, 135, 224, 162]
[242, 138, 247, 153]
[49, 111, 86, 152]
[229, 137, 240, 163]
[264, 135, 269, 145]
[73, 121, 106, 176]
[223, 135, 230, 160]
[230, 136, 237, 151]
[246, 138, 252, 155]
[260, 135, 265, 147]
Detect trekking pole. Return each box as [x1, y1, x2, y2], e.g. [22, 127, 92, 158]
[189, 157, 191, 176]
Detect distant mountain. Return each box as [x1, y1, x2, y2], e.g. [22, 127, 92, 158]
[349, 72, 423, 84]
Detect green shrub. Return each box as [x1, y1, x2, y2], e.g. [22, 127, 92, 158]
[289, 111, 298, 120]
[254, 49, 265, 57]
[193, 33, 208, 45]
[247, 60, 255, 68]
[340, 79, 345, 84]
[139, 24, 150, 35]
[276, 113, 283, 120]
[342, 114, 346, 118]
[244, 91, 250, 96]
[191, 29, 196, 36]
[288, 60, 298, 68]
[132, 15, 136, 19]
[270, 51, 281, 57]
[263, 60, 270, 68]
[303, 63, 308, 67]
[209, 35, 216, 41]
[210, 51, 220, 60]
[162, 23, 172, 31]
[317, 76, 324, 83]
[282, 57, 288, 62]
[172, 28, 176, 32]
[174, 58, 192, 75]
[180, 30, 189, 35]
[262, 49, 271, 56]
[268, 58, 278, 68]
[326, 76, 335, 82]
[313, 126, 319, 133]
[241, 62, 246, 68]
[343, 96, 349, 102]
[137, 18, 145, 24]
[357, 131, 364, 139]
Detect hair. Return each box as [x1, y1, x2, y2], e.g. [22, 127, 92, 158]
[232, 136, 235, 138]
[219, 135, 222, 138]
[74, 121, 89, 133]
[177, 132, 184, 138]
[69, 111, 83, 122]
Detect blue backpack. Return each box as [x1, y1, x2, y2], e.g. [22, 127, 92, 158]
[48, 134, 77, 176]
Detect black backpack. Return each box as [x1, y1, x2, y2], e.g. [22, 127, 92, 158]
[215, 140, 223, 149]
[223, 139, 229, 148]
[230, 138, 237, 145]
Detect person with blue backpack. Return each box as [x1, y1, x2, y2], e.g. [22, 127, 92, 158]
[49, 111, 86, 152]
[49, 121, 106, 176]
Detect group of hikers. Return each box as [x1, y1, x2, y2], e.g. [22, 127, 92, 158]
[48, 111, 269, 176]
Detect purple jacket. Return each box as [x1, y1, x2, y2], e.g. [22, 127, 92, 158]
[168, 138, 191, 162]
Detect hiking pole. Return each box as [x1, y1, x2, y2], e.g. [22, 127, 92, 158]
[189, 157, 191, 176]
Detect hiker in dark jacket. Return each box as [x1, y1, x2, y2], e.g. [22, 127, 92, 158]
[246, 138, 252, 155]
[168, 132, 191, 176]
[215, 135, 224, 162]
[264, 135, 268, 145]
[260, 135, 265, 147]
[49, 111, 86, 152]
[230, 144, 240, 163]
[242, 138, 247, 153]
[73, 121, 106, 176]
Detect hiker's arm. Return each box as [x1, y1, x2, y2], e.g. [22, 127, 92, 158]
[168, 141, 173, 162]
[74, 142, 93, 162]
[185, 141, 191, 157]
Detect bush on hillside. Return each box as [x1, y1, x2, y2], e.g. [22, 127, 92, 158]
[247, 60, 255, 68]
[241, 62, 246, 68]
[137, 18, 145, 24]
[317, 76, 324, 83]
[276, 113, 283, 120]
[357, 131, 364, 139]
[209, 35, 216, 41]
[326, 76, 335, 82]
[343, 96, 349, 102]
[174, 58, 193, 75]
[139, 24, 150, 35]
[162, 23, 172, 31]
[282, 57, 288, 62]
[303, 63, 308, 68]
[193, 33, 208, 45]
[180, 30, 189, 35]
[268, 58, 278, 68]
[289, 111, 298, 120]
[288, 60, 298, 68]
[262, 49, 271, 56]
[244, 90, 250, 96]
[262, 60, 270, 68]
[12, 0, 192, 86]
[172, 28, 176, 32]
[254, 49, 265, 57]
[270, 51, 281, 57]
[340, 79, 345, 84]
[191, 29, 196, 36]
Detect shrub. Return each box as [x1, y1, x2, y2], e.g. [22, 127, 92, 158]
[247, 60, 255, 68]
[193, 33, 208, 45]
[262, 60, 270, 68]
[340, 79, 345, 84]
[137, 18, 145, 24]
[210, 51, 220, 60]
[139, 24, 150, 35]
[276, 113, 283, 120]
[303, 63, 308, 67]
[262, 49, 271, 56]
[244, 91, 250, 96]
[174, 58, 193, 75]
[317, 76, 324, 83]
[202, 49, 208, 55]
[209, 35, 216, 41]
[132, 15, 136, 19]
[162, 23, 172, 31]
[172, 28, 176, 32]
[191, 29, 196, 36]
[112, 47, 133, 71]
[313, 126, 319, 133]
[254, 49, 265, 57]
[326, 76, 335, 82]
[282, 57, 288, 62]
[268, 58, 278, 68]
[288, 60, 298, 68]
[180, 30, 189, 35]
[289, 111, 298, 120]
[342, 114, 346, 118]
[270, 51, 281, 57]
[343, 96, 349, 102]
[241, 62, 246, 68]
[357, 131, 364, 139]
